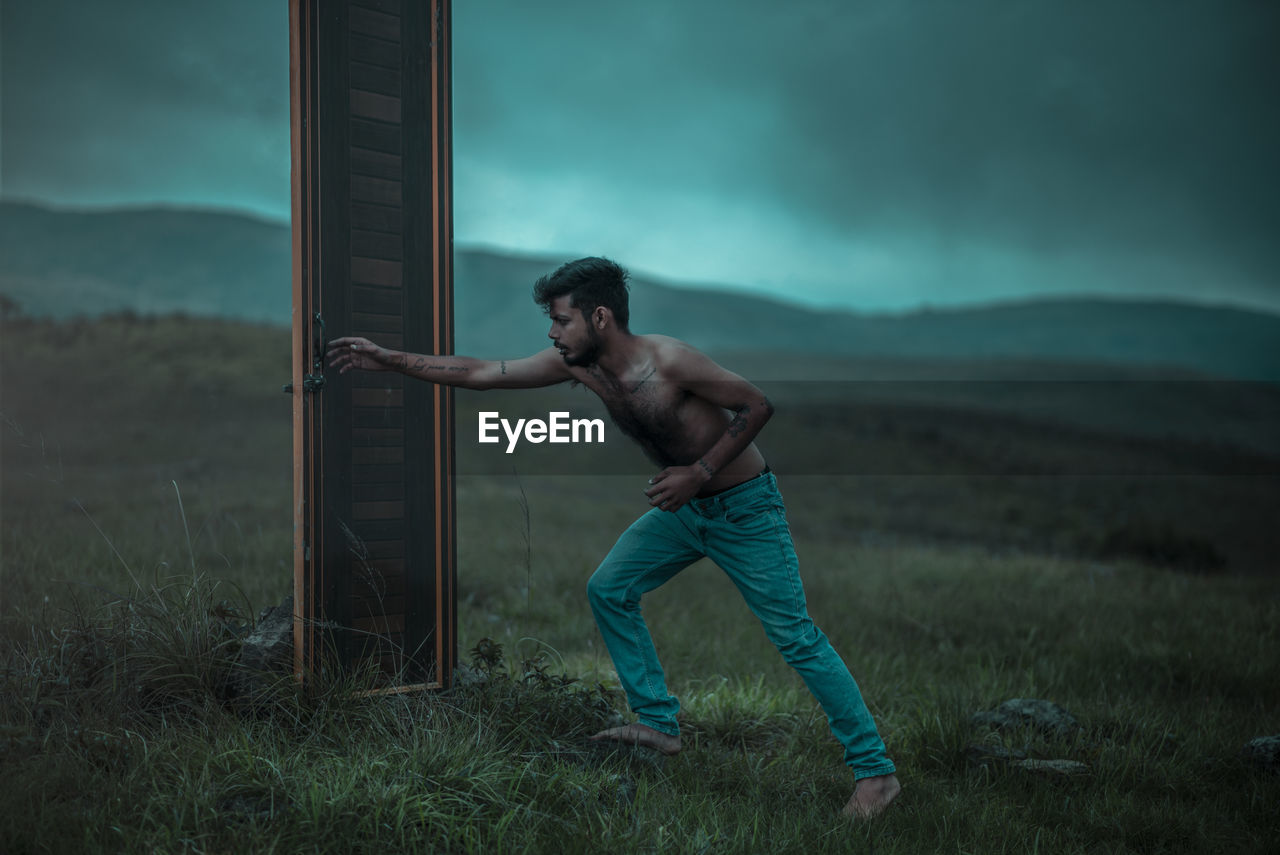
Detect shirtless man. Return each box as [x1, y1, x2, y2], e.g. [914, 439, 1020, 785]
[326, 257, 900, 818]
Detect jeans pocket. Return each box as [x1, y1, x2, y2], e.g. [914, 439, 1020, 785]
[724, 495, 778, 529]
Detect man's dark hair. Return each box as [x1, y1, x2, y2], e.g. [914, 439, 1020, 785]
[532, 257, 630, 330]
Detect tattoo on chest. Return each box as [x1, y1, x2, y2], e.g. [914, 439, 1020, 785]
[579, 367, 713, 467]
[629, 366, 656, 394]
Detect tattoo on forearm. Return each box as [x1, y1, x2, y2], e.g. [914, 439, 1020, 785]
[697, 459, 716, 478]
[727, 404, 751, 438]
[501, 360, 508, 375]
[409, 357, 469, 375]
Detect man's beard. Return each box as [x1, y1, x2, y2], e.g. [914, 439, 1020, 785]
[563, 326, 603, 367]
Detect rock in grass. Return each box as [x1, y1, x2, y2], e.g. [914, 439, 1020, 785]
[218, 792, 287, 823]
[239, 595, 294, 674]
[1242, 735, 1280, 773]
[970, 698, 1080, 736]
[967, 745, 1089, 777]
[1011, 758, 1090, 777]
[453, 662, 489, 687]
[230, 595, 294, 702]
[965, 744, 1028, 765]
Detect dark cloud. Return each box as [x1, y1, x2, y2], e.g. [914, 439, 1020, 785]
[458, 1, 1280, 286]
[766, 3, 1280, 265]
[2, 0, 1277, 310]
[1, 0, 288, 211]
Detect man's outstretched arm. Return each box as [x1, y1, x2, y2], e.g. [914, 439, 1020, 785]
[326, 336, 571, 390]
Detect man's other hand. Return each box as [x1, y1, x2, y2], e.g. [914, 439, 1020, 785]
[644, 465, 711, 512]
[327, 336, 394, 374]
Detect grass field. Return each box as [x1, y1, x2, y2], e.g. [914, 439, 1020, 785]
[2, 316, 1278, 853]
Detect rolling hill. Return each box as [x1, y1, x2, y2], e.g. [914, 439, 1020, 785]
[2, 200, 1279, 381]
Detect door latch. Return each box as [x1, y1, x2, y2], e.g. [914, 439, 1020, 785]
[305, 312, 327, 391]
[282, 312, 328, 394]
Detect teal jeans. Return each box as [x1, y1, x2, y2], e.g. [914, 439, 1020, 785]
[586, 471, 896, 780]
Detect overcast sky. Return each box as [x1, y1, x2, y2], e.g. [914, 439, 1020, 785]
[2, 0, 1277, 313]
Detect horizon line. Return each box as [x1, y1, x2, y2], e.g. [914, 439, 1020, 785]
[3, 195, 1277, 320]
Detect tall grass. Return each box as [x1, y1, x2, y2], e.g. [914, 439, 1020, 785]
[2, 317, 1278, 852]
[3, 514, 1277, 853]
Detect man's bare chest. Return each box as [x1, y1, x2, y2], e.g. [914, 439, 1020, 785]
[583, 369, 688, 445]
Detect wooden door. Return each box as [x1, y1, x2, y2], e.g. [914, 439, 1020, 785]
[289, 0, 455, 690]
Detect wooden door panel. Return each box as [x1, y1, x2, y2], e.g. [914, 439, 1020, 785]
[289, 0, 455, 690]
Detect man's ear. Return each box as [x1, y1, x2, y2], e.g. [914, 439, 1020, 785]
[592, 306, 611, 330]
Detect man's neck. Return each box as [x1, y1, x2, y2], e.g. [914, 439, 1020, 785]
[591, 332, 644, 379]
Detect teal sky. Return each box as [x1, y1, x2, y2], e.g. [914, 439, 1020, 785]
[1, 0, 1277, 313]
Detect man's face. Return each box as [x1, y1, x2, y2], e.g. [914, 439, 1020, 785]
[547, 295, 602, 367]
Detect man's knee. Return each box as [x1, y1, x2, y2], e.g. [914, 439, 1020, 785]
[770, 620, 827, 663]
[586, 565, 623, 610]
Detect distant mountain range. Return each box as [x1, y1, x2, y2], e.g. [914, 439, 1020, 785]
[3, 200, 1278, 381]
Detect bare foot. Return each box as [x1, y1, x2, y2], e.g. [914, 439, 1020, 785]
[842, 773, 901, 819]
[589, 723, 682, 755]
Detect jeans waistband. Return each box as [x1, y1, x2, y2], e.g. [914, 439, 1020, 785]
[689, 467, 774, 510]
